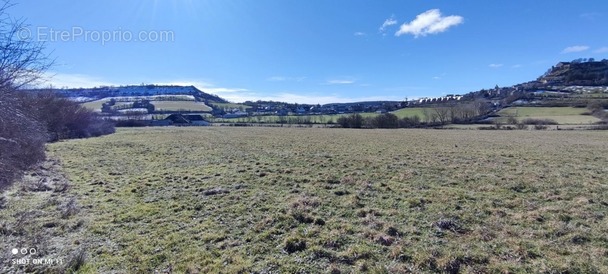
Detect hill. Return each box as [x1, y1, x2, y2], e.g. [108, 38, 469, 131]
[51, 85, 229, 104]
[538, 59, 608, 86]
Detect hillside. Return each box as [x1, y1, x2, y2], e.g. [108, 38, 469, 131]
[51, 85, 229, 104]
[538, 59, 608, 86]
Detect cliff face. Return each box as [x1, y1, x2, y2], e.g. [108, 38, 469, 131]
[538, 60, 608, 86]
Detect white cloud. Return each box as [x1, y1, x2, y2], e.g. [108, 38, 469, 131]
[218, 92, 403, 104]
[489, 63, 503, 68]
[395, 9, 463, 37]
[432, 76, 441, 80]
[594, 47, 608, 53]
[561, 45, 590, 54]
[42, 72, 119, 88]
[580, 12, 601, 20]
[325, 79, 355, 85]
[39, 73, 398, 105]
[379, 16, 398, 33]
[511, 64, 522, 68]
[354, 32, 366, 36]
[267, 76, 286, 81]
[41, 73, 249, 97]
[267, 76, 306, 82]
[157, 80, 249, 94]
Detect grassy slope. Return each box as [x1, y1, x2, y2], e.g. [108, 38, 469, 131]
[151, 101, 212, 112]
[82, 98, 209, 112]
[391, 108, 426, 118]
[81, 99, 110, 111]
[497, 107, 601, 124]
[44, 128, 608, 273]
[209, 102, 252, 110]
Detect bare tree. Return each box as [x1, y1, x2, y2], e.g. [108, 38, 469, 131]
[433, 107, 451, 125]
[0, 1, 51, 190]
[0, 1, 51, 90]
[422, 108, 438, 124]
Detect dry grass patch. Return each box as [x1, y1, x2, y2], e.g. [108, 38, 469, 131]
[3, 127, 605, 273]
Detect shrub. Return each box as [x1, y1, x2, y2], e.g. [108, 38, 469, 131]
[521, 118, 558, 125]
[534, 124, 548, 130]
[337, 114, 363, 128]
[367, 113, 399, 128]
[516, 123, 528, 130]
[399, 115, 422, 128]
[1, 91, 115, 191]
[0, 91, 47, 191]
[20, 91, 116, 141]
[506, 116, 518, 124]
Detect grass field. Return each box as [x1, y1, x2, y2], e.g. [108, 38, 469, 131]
[208, 102, 252, 110]
[5, 128, 602, 273]
[213, 108, 426, 124]
[391, 108, 426, 118]
[82, 99, 113, 111]
[82, 98, 210, 112]
[151, 101, 212, 112]
[497, 107, 602, 125]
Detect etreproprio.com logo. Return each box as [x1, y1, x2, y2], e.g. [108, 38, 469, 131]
[17, 26, 175, 45]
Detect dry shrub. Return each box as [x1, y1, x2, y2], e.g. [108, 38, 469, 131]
[0, 92, 47, 191]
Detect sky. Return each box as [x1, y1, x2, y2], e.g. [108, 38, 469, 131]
[10, 0, 608, 104]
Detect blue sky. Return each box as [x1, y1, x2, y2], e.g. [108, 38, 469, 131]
[12, 0, 608, 104]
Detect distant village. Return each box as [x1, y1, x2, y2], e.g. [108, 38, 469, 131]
[33, 59, 608, 126]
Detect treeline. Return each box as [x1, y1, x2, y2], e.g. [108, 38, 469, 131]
[337, 101, 491, 128]
[0, 90, 115, 190]
[337, 114, 426, 128]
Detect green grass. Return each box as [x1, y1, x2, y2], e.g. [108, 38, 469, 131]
[82, 99, 110, 111]
[208, 102, 252, 110]
[391, 107, 426, 118]
[213, 113, 379, 124]
[34, 128, 608, 273]
[497, 107, 602, 124]
[213, 108, 426, 124]
[151, 101, 212, 112]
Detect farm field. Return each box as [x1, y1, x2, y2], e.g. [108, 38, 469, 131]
[150, 101, 212, 112]
[391, 107, 427, 118]
[497, 107, 602, 124]
[208, 102, 252, 110]
[81, 99, 114, 111]
[81, 96, 204, 112]
[4, 128, 608, 273]
[214, 108, 427, 124]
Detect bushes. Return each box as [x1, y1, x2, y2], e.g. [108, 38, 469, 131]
[337, 114, 363, 128]
[0, 2, 107, 191]
[368, 113, 400, 128]
[20, 91, 115, 141]
[0, 91, 47, 190]
[338, 113, 425, 129]
[1, 90, 115, 191]
[521, 118, 558, 125]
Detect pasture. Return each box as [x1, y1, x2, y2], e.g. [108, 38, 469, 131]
[150, 101, 212, 112]
[213, 108, 427, 124]
[4, 128, 608, 273]
[497, 107, 602, 125]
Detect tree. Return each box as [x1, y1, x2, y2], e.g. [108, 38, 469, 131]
[0, 2, 51, 90]
[0, 1, 50, 190]
[433, 107, 451, 125]
[422, 108, 438, 124]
